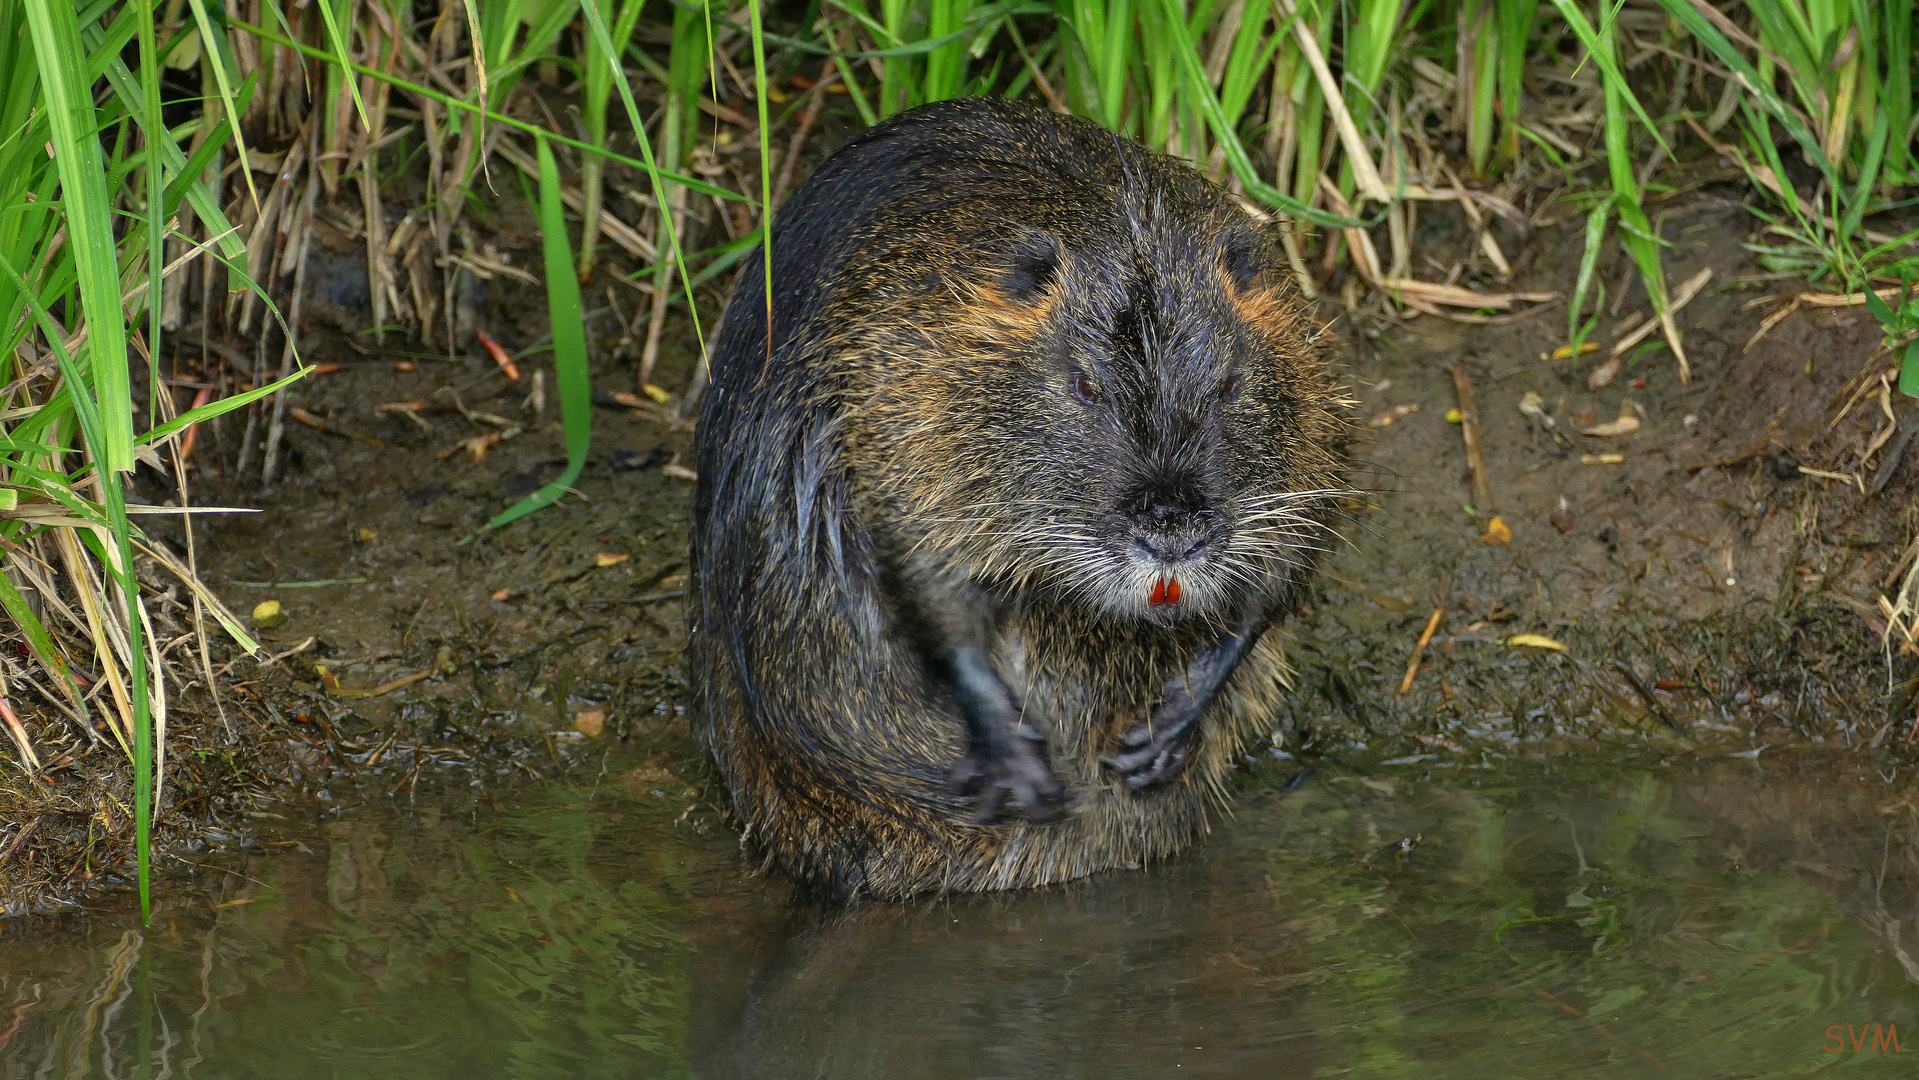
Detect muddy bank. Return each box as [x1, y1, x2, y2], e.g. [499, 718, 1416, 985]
[1, 170, 1915, 916]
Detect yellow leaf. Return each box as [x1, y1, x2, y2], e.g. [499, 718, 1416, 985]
[594, 552, 630, 568]
[1503, 634, 1566, 651]
[1580, 453, 1625, 465]
[252, 600, 287, 627]
[1480, 516, 1511, 544]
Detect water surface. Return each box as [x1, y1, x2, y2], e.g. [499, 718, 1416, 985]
[5, 755, 1916, 1078]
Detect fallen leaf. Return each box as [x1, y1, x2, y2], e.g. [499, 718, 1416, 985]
[475, 329, 521, 381]
[1582, 400, 1643, 438]
[1582, 414, 1641, 437]
[1551, 341, 1602, 360]
[1503, 634, 1566, 651]
[1580, 453, 1625, 465]
[1369, 403, 1420, 428]
[640, 383, 671, 404]
[574, 709, 606, 738]
[1587, 355, 1623, 388]
[594, 552, 630, 568]
[252, 600, 287, 628]
[1445, 407, 1464, 424]
[491, 588, 513, 601]
[1480, 516, 1512, 544]
[357, 527, 377, 542]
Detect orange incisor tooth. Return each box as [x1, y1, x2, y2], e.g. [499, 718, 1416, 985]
[1149, 578, 1167, 605]
[1165, 578, 1181, 604]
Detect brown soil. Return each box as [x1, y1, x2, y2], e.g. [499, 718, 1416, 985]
[1, 167, 1914, 916]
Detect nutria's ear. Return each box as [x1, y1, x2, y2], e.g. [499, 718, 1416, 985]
[1001, 233, 1062, 303]
[1219, 228, 1270, 295]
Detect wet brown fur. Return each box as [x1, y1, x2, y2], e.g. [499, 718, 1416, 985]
[690, 100, 1349, 898]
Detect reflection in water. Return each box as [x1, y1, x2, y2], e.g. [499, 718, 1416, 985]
[3, 758, 1917, 1079]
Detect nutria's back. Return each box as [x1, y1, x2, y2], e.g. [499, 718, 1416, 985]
[691, 98, 1348, 898]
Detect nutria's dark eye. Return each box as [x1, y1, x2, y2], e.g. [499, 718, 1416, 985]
[1220, 372, 1242, 400]
[1070, 369, 1098, 405]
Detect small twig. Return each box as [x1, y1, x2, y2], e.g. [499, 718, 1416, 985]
[0, 816, 43, 867]
[1610, 659, 1682, 732]
[1870, 412, 1919, 495]
[314, 664, 439, 700]
[1398, 608, 1445, 696]
[1448, 363, 1494, 515]
[1685, 444, 1774, 473]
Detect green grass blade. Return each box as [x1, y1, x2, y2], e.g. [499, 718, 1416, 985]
[22, 0, 131, 474]
[312, 0, 371, 136]
[1651, 0, 1831, 175]
[484, 135, 591, 532]
[85, 25, 250, 292]
[1569, 196, 1612, 344]
[1545, 0, 1670, 157]
[1495, 0, 1538, 163]
[181, 0, 259, 209]
[1155, 0, 1364, 228]
[132, 0, 167, 911]
[136, 366, 312, 448]
[1881, 0, 1912, 182]
[1837, 108, 1887, 257]
[0, 571, 79, 707]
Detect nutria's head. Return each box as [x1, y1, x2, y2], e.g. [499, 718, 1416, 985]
[838, 124, 1348, 627]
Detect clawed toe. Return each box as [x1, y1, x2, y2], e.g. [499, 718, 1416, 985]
[949, 741, 1067, 825]
[1106, 721, 1193, 791]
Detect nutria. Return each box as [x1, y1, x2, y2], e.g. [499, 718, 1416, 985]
[689, 98, 1348, 898]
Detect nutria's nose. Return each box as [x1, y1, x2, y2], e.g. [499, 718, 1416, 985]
[1132, 506, 1214, 563]
[1133, 533, 1209, 563]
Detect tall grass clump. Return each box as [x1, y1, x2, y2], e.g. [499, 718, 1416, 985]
[1, 0, 286, 917]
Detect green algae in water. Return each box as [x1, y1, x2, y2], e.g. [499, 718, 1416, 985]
[3, 758, 1917, 1078]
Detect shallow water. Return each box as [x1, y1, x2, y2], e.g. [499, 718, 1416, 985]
[5, 755, 1917, 1079]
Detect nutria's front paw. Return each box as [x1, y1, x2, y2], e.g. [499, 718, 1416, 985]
[949, 729, 1067, 825]
[1109, 722, 1194, 791]
[1109, 691, 1202, 791]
